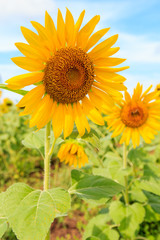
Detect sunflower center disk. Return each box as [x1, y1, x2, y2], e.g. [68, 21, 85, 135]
[121, 102, 148, 128]
[43, 47, 94, 104]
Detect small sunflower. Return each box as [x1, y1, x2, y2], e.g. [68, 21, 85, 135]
[106, 83, 160, 148]
[3, 98, 13, 107]
[6, 9, 128, 139]
[0, 90, 2, 98]
[58, 142, 88, 168]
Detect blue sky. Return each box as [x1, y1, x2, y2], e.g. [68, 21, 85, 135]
[0, 0, 160, 102]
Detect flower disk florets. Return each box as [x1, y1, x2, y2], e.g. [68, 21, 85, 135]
[43, 47, 94, 104]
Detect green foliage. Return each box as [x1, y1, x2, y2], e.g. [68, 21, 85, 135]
[83, 213, 119, 240]
[69, 170, 124, 200]
[3, 183, 71, 240]
[144, 191, 160, 214]
[109, 201, 145, 238]
[0, 193, 8, 238]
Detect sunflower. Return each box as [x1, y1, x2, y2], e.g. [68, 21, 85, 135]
[58, 142, 88, 168]
[3, 98, 13, 107]
[106, 83, 160, 148]
[5, 9, 128, 139]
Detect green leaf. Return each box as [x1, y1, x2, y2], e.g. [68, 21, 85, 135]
[22, 129, 46, 149]
[140, 177, 160, 196]
[81, 129, 100, 149]
[127, 147, 147, 166]
[143, 191, 160, 214]
[69, 170, 124, 200]
[86, 237, 99, 240]
[83, 214, 119, 240]
[4, 183, 71, 240]
[109, 201, 145, 238]
[0, 84, 28, 96]
[0, 193, 8, 238]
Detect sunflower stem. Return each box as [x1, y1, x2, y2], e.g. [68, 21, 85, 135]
[44, 121, 51, 191]
[44, 121, 56, 240]
[123, 143, 129, 205]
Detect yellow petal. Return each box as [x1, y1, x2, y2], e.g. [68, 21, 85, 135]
[88, 34, 118, 59]
[37, 99, 56, 129]
[15, 42, 46, 61]
[63, 104, 74, 139]
[21, 26, 40, 46]
[57, 9, 65, 47]
[93, 81, 123, 100]
[6, 72, 44, 89]
[45, 11, 60, 49]
[65, 8, 74, 46]
[138, 126, 151, 144]
[31, 21, 54, 52]
[72, 10, 85, 45]
[95, 66, 129, 73]
[76, 102, 90, 133]
[77, 15, 100, 49]
[82, 96, 104, 125]
[73, 103, 86, 136]
[29, 94, 51, 128]
[124, 91, 131, 103]
[94, 57, 126, 67]
[17, 84, 45, 107]
[52, 103, 64, 138]
[85, 28, 110, 52]
[11, 57, 45, 71]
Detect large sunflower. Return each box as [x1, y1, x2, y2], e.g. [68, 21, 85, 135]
[6, 9, 128, 139]
[106, 83, 160, 148]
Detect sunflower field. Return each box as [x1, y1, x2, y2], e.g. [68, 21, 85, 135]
[1, 8, 160, 240]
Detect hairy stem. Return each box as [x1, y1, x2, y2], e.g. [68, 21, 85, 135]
[44, 122, 56, 240]
[123, 143, 129, 205]
[44, 122, 51, 191]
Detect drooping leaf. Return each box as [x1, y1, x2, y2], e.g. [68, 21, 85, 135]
[0, 192, 8, 238]
[109, 201, 145, 238]
[0, 84, 28, 96]
[69, 170, 124, 200]
[143, 190, 160, 214]
[4, 183, 71, 240]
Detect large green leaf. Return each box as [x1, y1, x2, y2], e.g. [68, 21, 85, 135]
[109, 201, 145, 238]
[83, 214, 119, 240]
[0, 84, 28, 96]
[0, 193, 8, 238]
[143, 191, 160, 214]
[4, 183, 71, 240]
[69, 170, 124, 200]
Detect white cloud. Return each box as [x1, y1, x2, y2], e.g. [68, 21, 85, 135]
[117, 33, 160, 63]
[0, 0, 55, 18]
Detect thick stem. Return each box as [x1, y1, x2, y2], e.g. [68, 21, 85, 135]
[44, 122, 57, 240]
[44, 122, 51, 191]
[123, 143, 129, 205]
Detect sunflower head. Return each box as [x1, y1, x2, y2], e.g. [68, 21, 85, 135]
[58, 142, 88, 168]
[5, 9, 128, 139]
[106, 83, 160, 148]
